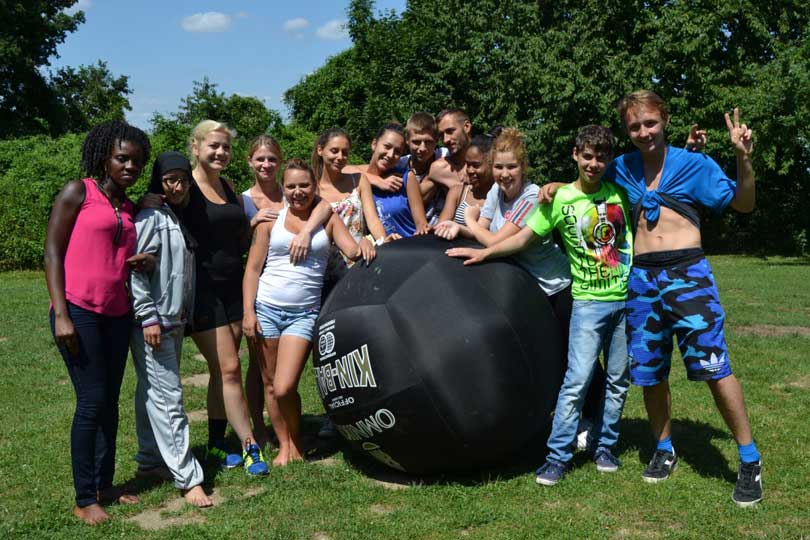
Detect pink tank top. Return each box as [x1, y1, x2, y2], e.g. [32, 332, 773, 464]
[63, 178, 136, 316]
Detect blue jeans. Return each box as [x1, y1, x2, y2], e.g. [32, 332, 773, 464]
[546, 300, 630, 464]
[50, 303, 132, 507]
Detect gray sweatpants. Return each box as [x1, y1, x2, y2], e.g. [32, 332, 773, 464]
[131, 327, 204, 490]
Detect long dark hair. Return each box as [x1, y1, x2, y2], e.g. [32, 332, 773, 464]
[81, 119, 151, 179]
[311, 128, 352, 180]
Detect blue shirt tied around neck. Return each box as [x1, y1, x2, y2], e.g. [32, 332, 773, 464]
[605, 145, 737, 224]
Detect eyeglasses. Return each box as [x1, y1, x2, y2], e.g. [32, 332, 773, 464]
[162, 175, 191, 187]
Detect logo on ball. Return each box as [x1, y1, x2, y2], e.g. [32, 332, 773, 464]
[318, 331, 336, 355]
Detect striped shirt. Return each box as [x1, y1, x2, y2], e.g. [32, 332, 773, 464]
[480, 182, 571, 296]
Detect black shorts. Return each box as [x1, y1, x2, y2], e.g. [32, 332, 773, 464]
[191, 280, 243, 333]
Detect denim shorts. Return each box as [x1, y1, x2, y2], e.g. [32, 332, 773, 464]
[254, 301, 318, 341]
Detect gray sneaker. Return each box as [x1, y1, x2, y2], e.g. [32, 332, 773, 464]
[594, 448, 621, 472]
[642, 450, 678, 483]
[535, 460, 566, 486]
[732, 460, 762, 507]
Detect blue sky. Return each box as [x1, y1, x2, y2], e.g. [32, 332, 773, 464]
[51, 0, 407, 129]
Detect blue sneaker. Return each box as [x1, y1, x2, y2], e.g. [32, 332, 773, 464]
[242, 439, 269, 476]
[535, 460, 566, 486]
[594, 447, 621, 472]
[207, 441, 244, 469]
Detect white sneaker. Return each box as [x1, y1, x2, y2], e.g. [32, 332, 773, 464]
[318, 418, 337, 439]
[576, 418, 593, 451]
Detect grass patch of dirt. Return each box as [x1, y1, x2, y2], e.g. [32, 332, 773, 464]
[181, 373, 210, 388]
[186, 409, 208, 422]
[731, 324, 810, 337]
[369, 504, 395, 515]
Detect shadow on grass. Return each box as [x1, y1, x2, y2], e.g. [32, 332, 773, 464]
[124, 413, 340, 498]
[757, 257, 810, 267]
[336, 416, 738, 487]
[337, 424, 555, 487]
[605, 417, 736, 482]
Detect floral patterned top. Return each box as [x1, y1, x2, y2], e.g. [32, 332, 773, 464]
[330, 174, 364, 243]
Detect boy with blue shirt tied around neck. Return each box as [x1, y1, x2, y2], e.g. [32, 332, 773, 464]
[543, 90, 761, 507]
[447, 125, 633, 485]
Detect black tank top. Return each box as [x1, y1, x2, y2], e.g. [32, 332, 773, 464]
[184, 178, 248, 283]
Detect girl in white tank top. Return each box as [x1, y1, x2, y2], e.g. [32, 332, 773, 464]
[256, 207, 330, 310]
[242, 160, 376, 466]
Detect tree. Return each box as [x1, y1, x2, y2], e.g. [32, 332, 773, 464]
[49, 61, 132, 134]
[0, 0, 84, 137]
[284, 0, 810, 253]
[151, 78, 286, 191]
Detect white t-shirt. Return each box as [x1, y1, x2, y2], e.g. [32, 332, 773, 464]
[480, 182, 571, 296]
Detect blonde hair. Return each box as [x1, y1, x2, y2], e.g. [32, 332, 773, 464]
[491, 127, 528, 171]
[248, 134, 282, 160]
[617, 90, 670, 124]
[405, 112, 438, 139]
[188, 120, 236, 167]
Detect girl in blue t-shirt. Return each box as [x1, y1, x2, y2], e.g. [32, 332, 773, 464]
[359, 123, 410, 240]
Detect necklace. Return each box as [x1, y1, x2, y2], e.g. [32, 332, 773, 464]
[94, 179, 123, 245]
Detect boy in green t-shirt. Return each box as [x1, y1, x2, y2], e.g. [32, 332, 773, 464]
[447, 125, 632, 486]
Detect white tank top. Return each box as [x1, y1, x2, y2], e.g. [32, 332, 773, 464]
[256, 208, 331, 310]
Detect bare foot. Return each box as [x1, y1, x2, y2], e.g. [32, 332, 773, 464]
[98, 486, 140, 505]
[274, 452, 304, 467]
[73, 504, 110, 525]
[182, 485, 213, 508]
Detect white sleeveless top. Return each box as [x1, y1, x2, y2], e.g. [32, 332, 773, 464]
[256, 208, 331, 310]
[241, 190, 260, 220]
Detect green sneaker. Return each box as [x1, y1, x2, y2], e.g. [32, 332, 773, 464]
[243, 439, 269, 476]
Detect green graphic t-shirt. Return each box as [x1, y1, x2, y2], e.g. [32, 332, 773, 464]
[526, 182, 632, 301]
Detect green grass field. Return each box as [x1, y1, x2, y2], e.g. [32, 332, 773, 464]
[1, 256, 808, 539]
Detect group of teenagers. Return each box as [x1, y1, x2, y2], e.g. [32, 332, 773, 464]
[45, 89, 762, 525]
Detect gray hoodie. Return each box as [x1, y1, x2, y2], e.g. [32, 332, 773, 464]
[130, 205, 195, 329]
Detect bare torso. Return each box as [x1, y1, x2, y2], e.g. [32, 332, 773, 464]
[634, 152, 702, 255]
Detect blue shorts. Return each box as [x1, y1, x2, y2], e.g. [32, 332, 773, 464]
[626, 249, 732, 386]
[254, 301, 318, 341]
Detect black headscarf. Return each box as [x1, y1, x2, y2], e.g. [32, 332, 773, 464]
[149, 151, 197, 251]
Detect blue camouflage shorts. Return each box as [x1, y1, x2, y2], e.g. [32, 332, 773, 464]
[626, 249, 732, 386]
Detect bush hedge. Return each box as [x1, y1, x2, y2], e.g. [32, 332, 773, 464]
[0, 123, 326, 270]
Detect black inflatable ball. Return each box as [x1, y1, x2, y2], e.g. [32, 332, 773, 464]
[313, 235, 565, 474]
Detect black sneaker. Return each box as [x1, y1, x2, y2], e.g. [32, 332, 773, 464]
[732, 460, 762, 507]
[642, 450, 678, 483]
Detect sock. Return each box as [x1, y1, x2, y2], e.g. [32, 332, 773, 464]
[208, 418, 227, 445]
[738, 441, 761, 463]
[656, 436, 674, 454]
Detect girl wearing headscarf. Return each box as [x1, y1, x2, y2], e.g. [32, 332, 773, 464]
[130, 152, 212, 507]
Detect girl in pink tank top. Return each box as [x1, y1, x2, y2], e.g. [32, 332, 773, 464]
[44, 120, 151, 526]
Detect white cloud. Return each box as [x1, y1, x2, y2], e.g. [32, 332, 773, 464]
[284, 17, 310, 31]
[181, 12, 233, 33]
[63, 0, 91, 16]
[316, 19, 348, 40]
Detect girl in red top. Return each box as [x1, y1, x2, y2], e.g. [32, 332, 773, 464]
[45, 120, 151, 525]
